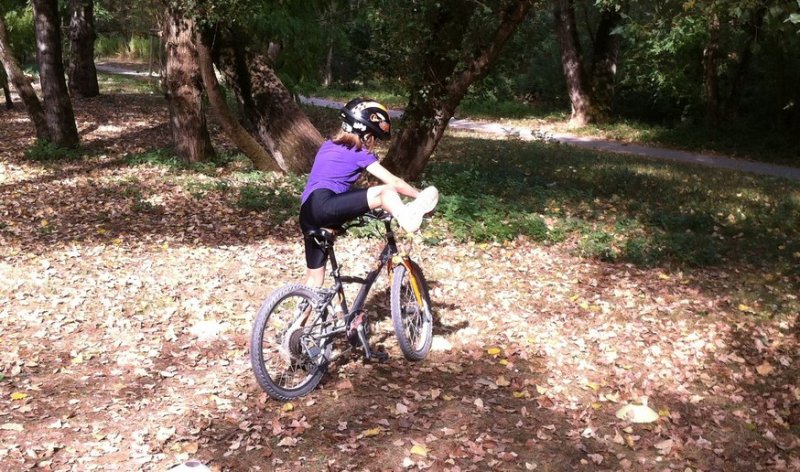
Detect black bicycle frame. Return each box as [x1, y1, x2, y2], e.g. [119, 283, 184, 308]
[329, 219, 399, 327]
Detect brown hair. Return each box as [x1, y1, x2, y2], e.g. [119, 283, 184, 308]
[332, 130, 376, 153]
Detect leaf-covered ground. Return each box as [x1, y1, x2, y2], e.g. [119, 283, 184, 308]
[1, 91, 799, 472]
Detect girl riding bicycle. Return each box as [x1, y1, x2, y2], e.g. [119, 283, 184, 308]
[299, 98, 438, 288]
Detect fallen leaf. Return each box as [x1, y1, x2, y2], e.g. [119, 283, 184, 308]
[496, 376, 511, 387]
[282, 403, 294, 412]
[410, 444, 428, 457]
[10, 392, 28, 401]
[362, 427, 381, 437]
[277, 437, 298, 447]
[587, 453, 603, 464]
[0, 423, 23, 431]
[756, 362, 774, 376]
[487, 347, 501, 356]
[654, 438, 673, 454]
[615, 404, 659, 423]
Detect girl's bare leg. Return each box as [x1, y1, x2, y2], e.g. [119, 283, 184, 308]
[305, 266, 325, 287]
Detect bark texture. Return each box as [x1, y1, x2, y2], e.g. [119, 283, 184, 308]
[0, 67, 13, 109]
[0, 16, 47, 136]
[554, 0, 622, 127]
[164, 9, 215, 163]
[589, 8, 622, 121]
[384, 1, 533, 180]
[32, 0, 80, 148]
[68, 0, 100, 98]
[213, 29, 322, 174]
[196, 31, 278, 172]
[554, 0, 594, 127]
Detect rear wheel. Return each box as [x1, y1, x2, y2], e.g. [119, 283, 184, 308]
[390, 262, 433, 361]
[250, 285, 332, 401]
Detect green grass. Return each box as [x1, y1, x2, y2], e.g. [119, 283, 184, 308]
[97, 71, 160, 95]
[24, 140, 83, 162]
[503, 117, 800, 167]
[420, 137, 800, 275]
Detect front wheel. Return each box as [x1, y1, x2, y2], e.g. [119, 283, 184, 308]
[390, 261, 433, 361]
[250, 285, 332, 401]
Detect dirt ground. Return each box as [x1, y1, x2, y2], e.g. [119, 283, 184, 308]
[1, 92, 799, 472]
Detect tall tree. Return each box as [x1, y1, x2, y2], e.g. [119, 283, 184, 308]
[164, 7, 215, 163]
[554, 0, 622, 127]
[212, 26, 323, 174]
[68, 0, 99, 98]
[32, 0, 80, 148]
[0, 7, 48, 138]
[196, 28, 278, 172]
[382, 0, 534, 180]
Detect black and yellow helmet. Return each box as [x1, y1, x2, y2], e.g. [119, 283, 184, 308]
[340, 98, 392, 141]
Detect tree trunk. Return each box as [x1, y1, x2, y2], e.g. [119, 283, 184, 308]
[164, 8, 215, 163]
[68, 0, 99, 98]
[703, 12, 722, 127]
[196, 30, 278, 172]
[384, 1, 533, 180]
[213, 28, 322, 174]
[0, 66, 13, 109]
[725, 5, 767, 120]
[554, 0, 595, 127]
[589, 7, 622, 122]
[32, 0, 80, 148]
[0, 15, 47, 136]
[322, 43, 334, 88]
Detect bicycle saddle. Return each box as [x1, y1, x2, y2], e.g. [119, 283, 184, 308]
[305, 227, 340, 247]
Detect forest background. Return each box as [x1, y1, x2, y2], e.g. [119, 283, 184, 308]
[1, 0, 800, 471]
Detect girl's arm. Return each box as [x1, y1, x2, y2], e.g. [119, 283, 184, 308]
[365, 162, 420, 198]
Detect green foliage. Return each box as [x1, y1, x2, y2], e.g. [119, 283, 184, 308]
[24, 140, 82, 162]
[95, 34, 153, 61]
[2, 6, 35, 65]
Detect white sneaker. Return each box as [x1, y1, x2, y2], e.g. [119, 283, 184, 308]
[394, 205, 423, 232]
[394, 186, 439, 233]
[409, 186, 439, 215]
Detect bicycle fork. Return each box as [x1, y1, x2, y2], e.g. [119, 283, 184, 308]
[392, 254, 428, 312]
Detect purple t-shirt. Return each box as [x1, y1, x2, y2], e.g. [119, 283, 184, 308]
[300, 140, 378, 204]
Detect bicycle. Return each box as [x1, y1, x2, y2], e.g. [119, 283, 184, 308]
[250, 209, 434, 401]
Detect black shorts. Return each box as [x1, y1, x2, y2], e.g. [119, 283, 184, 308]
[299, 188, 371, 269]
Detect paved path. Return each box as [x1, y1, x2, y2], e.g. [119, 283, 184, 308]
[300, 96, 800, 181]
[94, 64, 800, 181]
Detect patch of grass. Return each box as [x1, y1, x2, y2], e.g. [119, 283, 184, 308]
[124, 148, 242, 175]
[97, 71, 160, 95]
[423, 136, 800, 272]
[24, 140, 83, 162]
[559, 118, 800, 167]
[237, 184, 296, 222]
[124, 148, 181, 168]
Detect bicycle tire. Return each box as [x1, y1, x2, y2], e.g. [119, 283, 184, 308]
[390, 262, 433, 361]
[250, 284, 332, 401]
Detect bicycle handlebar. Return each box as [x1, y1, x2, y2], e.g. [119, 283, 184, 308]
[342, 210, 393, 231]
